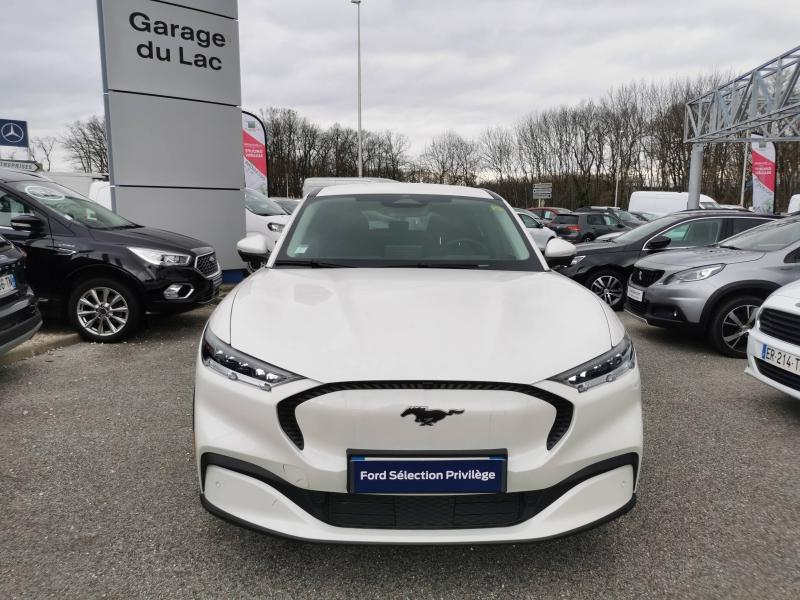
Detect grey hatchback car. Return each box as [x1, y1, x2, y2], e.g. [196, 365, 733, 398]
[626, 216, 800, 357]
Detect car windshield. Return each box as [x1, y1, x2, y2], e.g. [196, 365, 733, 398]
[244, 188, 286, 216]
[612, 214, 688, 244]
[275, 193, 540, 270]
[10, 181, 135, 229]
[700, 200, 721, 209]
[615, 210, 638, 221]
[718, 217, 800, 251]
[276, 199, 299, 214]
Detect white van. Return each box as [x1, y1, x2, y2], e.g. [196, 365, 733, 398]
[628, 191, 720, 216]
[302, 176, 395, 198]
[788, 194, 800, 214]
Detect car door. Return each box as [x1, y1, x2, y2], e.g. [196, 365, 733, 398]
[602, 214, 625, 235]
[585, 213, 605, 236]
[647, 217, 726, 254]
[0, 190, 59, 295]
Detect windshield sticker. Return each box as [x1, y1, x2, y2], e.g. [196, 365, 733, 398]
[25, 185, 65, 201]
[295, 245, 308, 254]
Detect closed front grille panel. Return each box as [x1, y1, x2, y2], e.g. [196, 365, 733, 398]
[195, 252, 221, 278]
[759, 308, 800, 346]
[755, 358, 800, 391]
[276, 381, 573, 452]
[630, 267, 664, 288]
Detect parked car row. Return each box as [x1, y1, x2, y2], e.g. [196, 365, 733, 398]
[0, 168, 222, 347]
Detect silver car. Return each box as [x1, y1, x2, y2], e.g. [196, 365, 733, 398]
[625, 216, 800, 357]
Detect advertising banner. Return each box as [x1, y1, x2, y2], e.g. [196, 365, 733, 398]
[751, 139, 776, 214]
[242, 111, 268, 195]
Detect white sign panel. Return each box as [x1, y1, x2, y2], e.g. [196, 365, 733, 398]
[107, 92, 242, 188]
[99, 0, 241, 106]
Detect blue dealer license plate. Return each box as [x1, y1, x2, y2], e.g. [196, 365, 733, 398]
[349, 455, 506, 494]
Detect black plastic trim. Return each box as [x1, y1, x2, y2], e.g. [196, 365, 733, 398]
[199, 452, 638, 543]
[699, 280, 779, 326]
[276, 381, 574, 451]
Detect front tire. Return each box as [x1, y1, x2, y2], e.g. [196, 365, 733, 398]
[586, 269, 626, 310]
[581, 233, 595, 243]
[68, 277, 143, 343]
[708, 295, 761, 358]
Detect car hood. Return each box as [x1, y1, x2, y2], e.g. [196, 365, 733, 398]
[574, 240, 625, 254]
[636, 246, 765, 269]
[88, 226, 212, 252]
[226, 268, 614, 383]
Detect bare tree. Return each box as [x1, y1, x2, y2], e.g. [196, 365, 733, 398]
[61, 116, 108, 173]
[30, 136, 58, 171]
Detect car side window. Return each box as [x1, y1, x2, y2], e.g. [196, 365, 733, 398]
[518, 214, 537, 228]
[663, 219, 722, 246]
[587, 214, 604, 225]
[543, 211, 554, 220]
[0, 193, 33, 227]
[602, 215, 618, 226]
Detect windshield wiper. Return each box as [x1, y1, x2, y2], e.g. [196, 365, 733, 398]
[274, 259, 352, 268]
[384, 262, 490, 269]
[717, 244, 741, 250]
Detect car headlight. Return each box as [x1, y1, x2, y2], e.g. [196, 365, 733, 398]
[201, 328, 301, 391]
[268, 222, 285, 232]
[664, 264, 725, 284]
[128, 246, 191, 266]
[570, 255, 586, 266]
[550, 336, 635, 393]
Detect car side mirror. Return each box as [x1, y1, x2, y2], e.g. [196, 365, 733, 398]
[645, 235, 672, 251]
[617, 223, 626, 229]
[10, 215, 45, 235]
[237, 233, 270, 263]
[544, 237, 576, 268]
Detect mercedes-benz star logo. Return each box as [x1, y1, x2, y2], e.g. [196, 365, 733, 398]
[401, 406, 465, 426]
[1, 123, 25, 144]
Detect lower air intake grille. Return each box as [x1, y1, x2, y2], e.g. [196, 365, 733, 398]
[755, 358, 800, 392]
[276, 381, 573, 452]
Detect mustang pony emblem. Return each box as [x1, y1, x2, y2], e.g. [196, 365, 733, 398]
[401, 406, 465, 426]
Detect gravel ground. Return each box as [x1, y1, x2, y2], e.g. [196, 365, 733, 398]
[1, 307, 798, 599]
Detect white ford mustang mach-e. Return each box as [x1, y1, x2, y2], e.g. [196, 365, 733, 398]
[195, 183, 642, 544]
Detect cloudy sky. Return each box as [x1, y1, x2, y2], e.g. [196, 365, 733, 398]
[4, 0, 800, 169]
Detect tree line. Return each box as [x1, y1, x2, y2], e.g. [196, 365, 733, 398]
[49, 71, 800, 210]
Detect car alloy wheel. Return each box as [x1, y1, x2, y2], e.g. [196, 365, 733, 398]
[587, 271, 625, 310]
[720, 303, 758, 354]
[77, 287, 129, 337]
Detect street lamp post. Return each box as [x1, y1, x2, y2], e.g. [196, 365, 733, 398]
[351, 0, 363, 178]
[614, 130, 623, 207]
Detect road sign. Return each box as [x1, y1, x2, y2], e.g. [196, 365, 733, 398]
[532, 189, 552, 199]
[0, 119, 28, 148]
[533, 182, 552, 189]
[0, 159, 38, 172]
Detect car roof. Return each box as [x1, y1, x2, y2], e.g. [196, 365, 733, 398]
[315, 182, 495, 199]
[0, 168, 50, 183]
[672, 209, 779, 217]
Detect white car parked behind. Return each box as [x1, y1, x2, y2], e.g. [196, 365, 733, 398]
[746, 280, 800, 400]
[516, 209, 556, 250]
[243, 188, 290, 271]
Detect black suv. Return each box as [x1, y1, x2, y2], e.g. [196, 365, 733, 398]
[558, 210, 779, 309]
[551, 211, 629, 242]
[0, 234, 42, 354]
[574, 206, 646, 229]
[0, 169, 221, 342]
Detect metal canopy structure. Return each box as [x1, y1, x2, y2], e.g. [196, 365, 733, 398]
[684, 45, 800, 209]
[685, 45, 800, 144]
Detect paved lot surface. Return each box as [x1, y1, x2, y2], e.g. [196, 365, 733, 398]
[1, 307, 798, 599]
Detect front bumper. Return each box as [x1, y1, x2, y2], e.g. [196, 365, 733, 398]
[745, 327, 800, 400]
[0, 288, 42, 355]
[194, 354, 642, 542]
[142, 265, 221, 312]
[624, 280, 712, 328]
